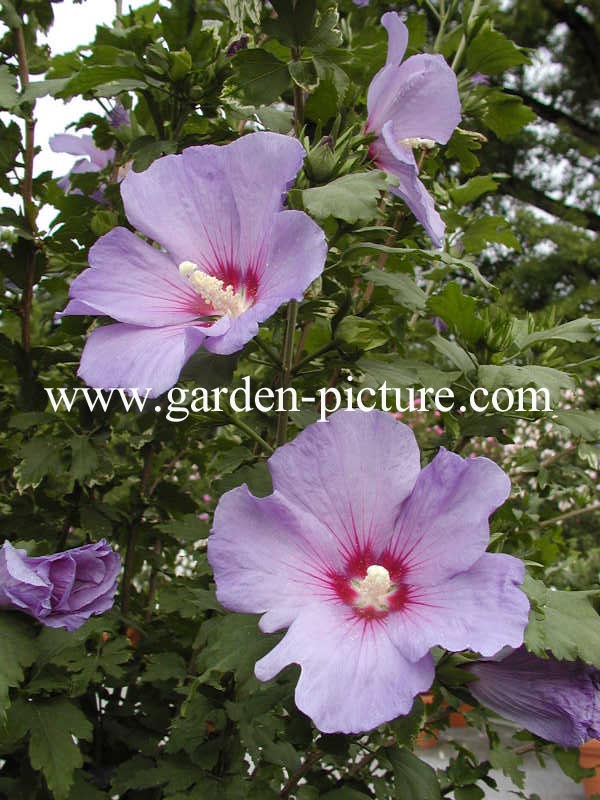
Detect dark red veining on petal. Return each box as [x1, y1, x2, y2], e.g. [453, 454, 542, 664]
[326, 544, 410, 622]
[216, 261, 260, 300]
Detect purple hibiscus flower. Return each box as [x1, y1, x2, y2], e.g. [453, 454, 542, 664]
[50, 133, 115, 200]
[470, 72, 490, 86]
[466, 646, 600, 746]
[107, 101, 130, 129]
[208, 409, 529, 734]
[58, 132, 327, 396]
[366, 13, 461, 247]
[353, 0, 370, 6]
[0, 539, 120, 631]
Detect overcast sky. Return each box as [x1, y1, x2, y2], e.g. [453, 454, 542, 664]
[0, 0, 151, 222]
[35, 0, 152, 177]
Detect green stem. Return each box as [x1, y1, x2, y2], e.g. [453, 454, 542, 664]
[539, 501, 600, 529]
[225, 408, 274, 454]
[433, 0, 446, 50]
[15, 24, 37, 354]
[255, 335, 283, 368]
[121, 444, 154, 615]
[451, 0, 482, 72]
[294, 340, 338, 373]
[275, 300, 298, 446]
[280, 749, 322, 798]
[291, 46, 304, 136]
[275, 43, 306, 446]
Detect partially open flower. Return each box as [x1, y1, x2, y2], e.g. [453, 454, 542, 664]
[50, 133, 115, 201]
[466, 646, 600, 746]
[208, 409, 529, 734]
[366, 13, 461, 247]
[0, 540, 120, 631]
[58, 132, 327, 396]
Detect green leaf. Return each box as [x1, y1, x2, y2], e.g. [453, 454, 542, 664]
[302, 172, 387, 223]
[462, 214, 520, 251]
[169, 48, 192, 81]
[386, 746, 441, 800]
[226, 48, 290, 105]
[66, 771, 107, 800]
[305, 57, 349, 122]
[158, 514, 209, 543]
[336, 316, 388, 351]
[483, 91, 536, 139]
[58, 65, 146, 97]
[428, 282, 485, 346]
[269, 0, 317, 47]
[554, 746, 594, 782]
[551, 409, 600, 441]
[389, 696, 426, 747]
[23, 698, 92, 800]
[69, 436, 99, 483]
[454, 787, 485, 800]
[0, 65, 19, 109]
[195, 614, 275, 688]
[0, 615, 36, 720]
[364, 270, 427, 311]
[489, 742, 525, 789]
[430, 336, 475, 375]
[14, 438, 65, 491]
[446, 128, 482, 173]
[449, 175, 498, 206]
[143, 653, 187, 683]
[20, 78, 69, 103]
[358, 354, 461, 393]
[478, 364, 575, 400]
[215, 462, 273, 498]
[307, 7, 342, 50]
[523, 575, 600, 667]
[288, 58, 319, 91]
[516, 317, 598, 349]
[165, 694, 217, 756]
[158, 583, 221, 618]
[466, 24, 530, 74]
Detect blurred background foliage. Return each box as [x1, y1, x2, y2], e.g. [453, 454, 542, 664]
[0, 0, 599, 798]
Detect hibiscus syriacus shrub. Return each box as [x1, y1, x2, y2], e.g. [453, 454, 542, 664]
[1, 1, 599, 799]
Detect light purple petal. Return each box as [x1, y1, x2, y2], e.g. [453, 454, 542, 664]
[47, 555, 76, 610]
[50, 133, 114, 168]
[209, 488, 343, 632]
[268, 410, 421, 556]
[467, 647, 600, 746]
[255, 602, 434, 733]
[382, 12, 408, 66]
[388, 448, 511, 585]
[205, 210, 327, 356]
[120, 132, 305, 273]
[77, 322, 214, 396]
[0, 542, 51, 615]
[369, 53, 460, 142]
[380, 124, 445, 247]
[61, 227, 210, 327]
[388, 553, 528, 660]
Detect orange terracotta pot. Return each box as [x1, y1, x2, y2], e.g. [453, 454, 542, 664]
[416, 692, 439, 749]
[448, 703, 474, 728]
[579, 739, 600, 799]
